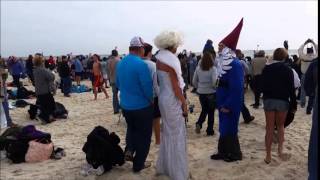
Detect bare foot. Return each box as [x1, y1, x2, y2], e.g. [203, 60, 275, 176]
[264, 156, 271, 164]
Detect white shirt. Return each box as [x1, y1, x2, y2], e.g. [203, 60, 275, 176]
[144, 59, 159, 97]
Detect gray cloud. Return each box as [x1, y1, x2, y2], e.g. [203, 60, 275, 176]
[0, 1, 318, 57]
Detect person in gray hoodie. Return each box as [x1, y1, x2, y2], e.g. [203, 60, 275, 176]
[33, 54, 56, 123]
[193, 52, 217, 135]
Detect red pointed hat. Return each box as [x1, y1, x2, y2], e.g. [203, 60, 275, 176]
[220, 18, 243, 50]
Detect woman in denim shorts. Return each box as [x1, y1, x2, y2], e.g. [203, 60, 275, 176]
[261, 48, 297, 164]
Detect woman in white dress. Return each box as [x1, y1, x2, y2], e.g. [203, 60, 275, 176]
[154, 31, 189, 180]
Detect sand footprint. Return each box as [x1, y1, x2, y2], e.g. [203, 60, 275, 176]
[279, 153, 291, 161]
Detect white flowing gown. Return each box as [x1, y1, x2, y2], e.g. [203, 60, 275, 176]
[156, 50, 188, 180]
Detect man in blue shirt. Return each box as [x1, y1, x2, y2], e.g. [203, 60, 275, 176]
[74, 56, 84, 86]
[8, 56, 24, 88]
[116, 36, 153, 172]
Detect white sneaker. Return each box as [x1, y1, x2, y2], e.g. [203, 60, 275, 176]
[0, 151, 6, 160]
[80, 163, 93, 176]
[90, 165, 105, 176]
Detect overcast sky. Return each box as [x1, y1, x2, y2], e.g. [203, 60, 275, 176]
[0, 1, 318, 57]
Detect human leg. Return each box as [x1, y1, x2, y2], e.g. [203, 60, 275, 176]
[306, 95, 315, 114]
[196, 94, 209, 133]
[111, 84, 120, 113]
[242, 100, 254, 123]
[100, 85, 109, 99]
[62, 77, 71, 96]
[308, 94, 318, 180]
[76, 75, 80, 86]
[153, 118, 161, 145]
[265, 111, 276, 163]
[122, 109, 135, 158]
[2, 101, 13, 126]
[275, 111, 287, 159]
[300, 74, 306, 107]
[132, 106, 153, 172]
[12, 75, 20, 88]
[206, 94, 216, 135]
[38, 94, 56, 123]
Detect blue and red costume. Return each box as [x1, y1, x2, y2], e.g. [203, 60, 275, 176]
[211, 18, 244, 162]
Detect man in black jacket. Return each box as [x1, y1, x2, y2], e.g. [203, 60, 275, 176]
[304, 58, 317, 114]
[59, 56, 71, 97]
[304, 58, 318, 180]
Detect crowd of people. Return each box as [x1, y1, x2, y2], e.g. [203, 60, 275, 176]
[0, 18, 318, 180]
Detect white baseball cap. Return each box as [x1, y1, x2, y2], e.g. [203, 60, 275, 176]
[130, 36, 145, 47]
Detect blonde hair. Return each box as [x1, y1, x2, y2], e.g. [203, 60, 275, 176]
[154, 30, 183, 50]
[33, 55, 44, 67]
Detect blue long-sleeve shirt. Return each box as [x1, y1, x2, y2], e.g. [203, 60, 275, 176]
[116, 54, 153, 110]
[10, 61, 24, 76]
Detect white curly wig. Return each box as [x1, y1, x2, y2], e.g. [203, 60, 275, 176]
[154, 30, 183, 50]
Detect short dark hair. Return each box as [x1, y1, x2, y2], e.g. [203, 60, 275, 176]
[254, 50, 265, 58]
[111, 49, 118, 56]
[273, 48, 288, 61]
[28, 55, 33, 61]
[144, 43, 153, 57]
[93, 54, 100, 61]
[200, 52, 214, 71]
[235, 49, 242, 58]
[129, 46, 141, 52]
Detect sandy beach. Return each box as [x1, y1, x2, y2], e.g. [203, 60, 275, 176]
[0, 79, 311, 180]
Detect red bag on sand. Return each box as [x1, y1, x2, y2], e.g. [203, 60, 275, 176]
[25, 140, 54, 163]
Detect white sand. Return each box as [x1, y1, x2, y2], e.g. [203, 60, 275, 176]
[0, 80, 311, 180]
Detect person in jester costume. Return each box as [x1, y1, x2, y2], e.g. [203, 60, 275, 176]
[210, 18, 244, 162]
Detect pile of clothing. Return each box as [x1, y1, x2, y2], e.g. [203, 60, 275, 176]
[81, 126, 125, 176]
[7, 87, 35, 100]
[28, 102, 68, 121]
[71, 85, 91, 93]
[0, 125, 65, 163]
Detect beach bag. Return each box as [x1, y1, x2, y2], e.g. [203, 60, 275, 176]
[16, 87, 35, 99]
[18, 125, 51, 142]
[53, 102, 68, 119]
[82, 126, 124, 171]
[0, 126, 22, 150]
[15, 99, 30, 108]
[25, 140, 53, 163]
[6, 140, 29, 163]
[284, 111, 295, 128]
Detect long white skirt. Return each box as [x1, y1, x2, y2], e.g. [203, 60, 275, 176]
[156, 94, 188, 180]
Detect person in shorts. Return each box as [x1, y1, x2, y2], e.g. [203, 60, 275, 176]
[143, 43, 161, 145]
[92, 54, 109, 100]
[261, 48, 297, 164]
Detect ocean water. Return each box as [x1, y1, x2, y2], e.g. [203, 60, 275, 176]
[242, 49, 298, 58]
[3, 49, 298, 60]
